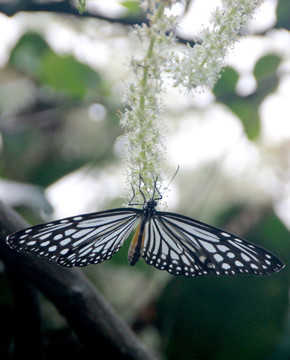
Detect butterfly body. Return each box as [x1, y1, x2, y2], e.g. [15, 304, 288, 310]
[6, 199, 284, 277]
[128, 199, 157, 266]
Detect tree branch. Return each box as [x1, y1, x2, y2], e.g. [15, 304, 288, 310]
[5, 267, 43, 359]
[0, 0, 196, 46]
[0, 200, 156, 360]
[0, 0, 148, 25]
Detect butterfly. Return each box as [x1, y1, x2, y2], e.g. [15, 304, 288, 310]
[6, 177, 284, 277]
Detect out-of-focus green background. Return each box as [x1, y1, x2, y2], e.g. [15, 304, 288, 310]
[0, 1, 289, 359]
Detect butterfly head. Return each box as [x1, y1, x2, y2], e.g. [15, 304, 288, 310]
[143, 199, 158, 212]
[130, 168, 179, 210]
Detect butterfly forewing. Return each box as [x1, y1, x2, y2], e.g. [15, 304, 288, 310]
[6, 203, 284, 276]
[7, 209, 140, 267]
[141, 211, 284, 277]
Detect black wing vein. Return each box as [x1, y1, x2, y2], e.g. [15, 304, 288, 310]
[142, 212, 284, 277]
[7, 209, 140, 267]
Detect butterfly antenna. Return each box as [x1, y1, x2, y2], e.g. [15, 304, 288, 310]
[165, 165, 180, 191]
[138, 174, 147, 203]
[128, 183, 137, 206]
[152, 175, 162, 201]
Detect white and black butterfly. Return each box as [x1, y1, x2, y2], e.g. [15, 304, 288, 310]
[6, 178, 284, 277]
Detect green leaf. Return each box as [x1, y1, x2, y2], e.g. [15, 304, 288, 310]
[9, 32, 49, 77]
[213, 53, 281, 140]
[253, 53, 280, 94]
[213, 67, 239, 99]
[38, 50, 101, 99]
[76, 0, 86, 14]
[9, 32, 102, 99]
[230, 97, 261, 139]
[121, 1, 141, 15]
[275, 0, 290, 30]
[214, 66, 261, 140]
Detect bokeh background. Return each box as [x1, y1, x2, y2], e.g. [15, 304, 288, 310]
[0, 0, 290, 359]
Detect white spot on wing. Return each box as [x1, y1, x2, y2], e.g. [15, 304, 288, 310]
[199, 240, 216, 253]
[48, 245, 57, 252]
[222, 263, 231, 270]
[217, 245, 229, 252]
[214, 254, 223, 262]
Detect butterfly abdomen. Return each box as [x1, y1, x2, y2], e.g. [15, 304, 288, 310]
[128, 219, 146, 266]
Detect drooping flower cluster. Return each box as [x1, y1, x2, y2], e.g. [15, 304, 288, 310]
[120, 0, 264, 205]
[169, 0, 264, 91]
[119, 3, 178, 205]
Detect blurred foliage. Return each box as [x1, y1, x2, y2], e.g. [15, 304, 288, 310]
[10, 32, 103, 99]
[1, 32, 121, 185]
[0, 1, 290, 359]
[76, 0, 87, 14]
[121, 1, 143, 15]
[276, 0, 290, 30]
[213, 53, 281, 140]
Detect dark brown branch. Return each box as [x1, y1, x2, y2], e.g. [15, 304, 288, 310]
[0, 0, 148, 25]
[5, 268, 43, 359]
[0, 200, 156, 360]
[0, 0, 197, 47]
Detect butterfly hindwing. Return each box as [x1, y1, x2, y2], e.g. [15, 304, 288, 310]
[142, 216, 202, 276]
[142, 211, 284, 277]
[7, 209, 140, 267]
